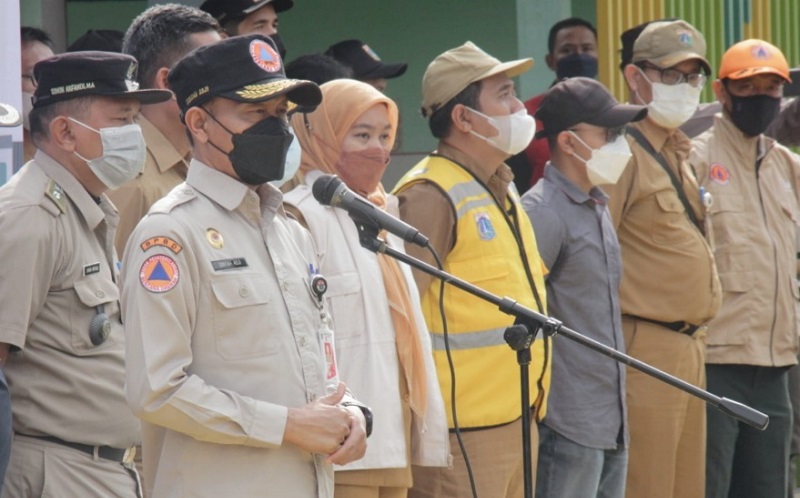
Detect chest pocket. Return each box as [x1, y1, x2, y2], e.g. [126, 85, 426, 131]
[651, 189, 696, 244]
[449, 254, 511, 284]
[708, 192, 744, 249]
[323, 272, 364, 341]
[211, 274, 276, 360]
[71, 277, 120, 353]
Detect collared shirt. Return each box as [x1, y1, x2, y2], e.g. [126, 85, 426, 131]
[522, 164, 626, 449]
[121, 160, 335, 498]
[395, 142, 515, 293]
[692, 114, 800, 366]
[108, 114, 189, 256]
[0, 151, 140, 448]
[603, 118, 721, 325]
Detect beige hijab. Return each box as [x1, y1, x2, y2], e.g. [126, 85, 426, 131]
[290, 80, 427, 418]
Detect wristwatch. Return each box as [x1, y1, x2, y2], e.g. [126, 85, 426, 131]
[342, 401, 373, 438]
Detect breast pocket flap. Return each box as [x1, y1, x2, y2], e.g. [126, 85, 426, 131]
[211, 275, 271, 309]
[73, 277, 119, 307]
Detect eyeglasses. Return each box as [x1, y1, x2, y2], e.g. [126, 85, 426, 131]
[638, 63, 707, 88]
[569, 125, 626, 143]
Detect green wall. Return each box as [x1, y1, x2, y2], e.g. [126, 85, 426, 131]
[58, 1, 568, 154]
[54, 0, 569, 180]
[280, 0, 521, 156]
[66, 1, 147, 42]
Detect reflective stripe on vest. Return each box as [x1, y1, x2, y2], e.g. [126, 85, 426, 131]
[430, 327, 508, 350]
[394, 155, 551, 429]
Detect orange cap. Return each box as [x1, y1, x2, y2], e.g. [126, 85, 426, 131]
[719, 39, 791, 82]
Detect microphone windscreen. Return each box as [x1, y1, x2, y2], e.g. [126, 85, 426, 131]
[312, 174, 341, 205]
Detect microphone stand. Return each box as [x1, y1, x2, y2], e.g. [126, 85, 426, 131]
[356, 225, 768, 498]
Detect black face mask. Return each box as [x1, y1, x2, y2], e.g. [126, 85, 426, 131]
[270, 34, 287, 60]
[555, 53, 598, 80]
[205, 110, 294, 185]
[727, 92, 781, 137]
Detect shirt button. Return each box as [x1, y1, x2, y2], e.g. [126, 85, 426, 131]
[282, 281, 289, 291]
[239, 286, 249, 298]
[248, 196, 258, 205]
[95, 290, 105, 298]
[299, 337, 307, 347]
[309, 393, 317, 402]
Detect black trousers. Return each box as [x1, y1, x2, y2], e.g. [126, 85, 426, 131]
[706, 364, 792, 498]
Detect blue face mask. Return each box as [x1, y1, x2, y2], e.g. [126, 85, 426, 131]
[270, 125, 302, 187]
[555, 53, 598, 80]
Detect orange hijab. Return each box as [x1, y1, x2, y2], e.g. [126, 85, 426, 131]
[291, 80, 427, 418]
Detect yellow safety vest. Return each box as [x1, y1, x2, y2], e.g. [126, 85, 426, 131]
[394, 155, 551, 428]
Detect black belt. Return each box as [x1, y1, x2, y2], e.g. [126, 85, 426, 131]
[18, 434, 134, 463]
[625, 315, 702, 336]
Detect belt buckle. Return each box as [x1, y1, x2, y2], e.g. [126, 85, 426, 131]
[679, 323, 705, 336]
[122, 446, 136, 464]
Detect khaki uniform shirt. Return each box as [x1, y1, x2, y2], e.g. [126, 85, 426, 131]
[108, 115, 189, 256]
[121, 160, 335, 498]
[604, 119, 721, 325]
[692, 114, 800, 366]
[0, 151, 140, 448]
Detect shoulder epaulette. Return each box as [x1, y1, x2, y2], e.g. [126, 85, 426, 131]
[149, 184, 196, 214]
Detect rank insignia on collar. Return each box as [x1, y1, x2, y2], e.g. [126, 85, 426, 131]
[45, 180, 67, 213]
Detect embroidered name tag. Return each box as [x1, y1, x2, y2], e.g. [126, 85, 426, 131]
[211, 258, 249, 271]
[83, 263, 101, 276]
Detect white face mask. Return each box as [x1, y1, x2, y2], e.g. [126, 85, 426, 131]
[570, 132, 632, 185]
[22, 92, 34, 131]
[69, 118, 146, 190]
[637, 67, 702, 129]
[467, 107, 537, 156]
[270, 125, 301, 188]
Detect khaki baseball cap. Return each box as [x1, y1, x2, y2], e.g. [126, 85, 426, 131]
[632, 20, 711, 74]
[421, 41, 533, 118]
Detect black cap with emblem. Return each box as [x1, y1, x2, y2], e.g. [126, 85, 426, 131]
[168, 34, 322, 117]
[32, 51, 172, 109]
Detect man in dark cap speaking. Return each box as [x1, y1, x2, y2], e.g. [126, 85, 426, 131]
[120, 34, 369, 498]
[0, 50, 171, 498]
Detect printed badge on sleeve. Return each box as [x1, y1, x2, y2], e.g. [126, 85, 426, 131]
[140, 254, 180, 293]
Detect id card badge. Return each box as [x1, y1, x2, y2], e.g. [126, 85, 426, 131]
[319, 314, 340, 393]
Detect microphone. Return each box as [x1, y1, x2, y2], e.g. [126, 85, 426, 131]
[312, 174, 429, 248]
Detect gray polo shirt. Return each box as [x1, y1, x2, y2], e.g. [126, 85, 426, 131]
[521, 163, 627, 450]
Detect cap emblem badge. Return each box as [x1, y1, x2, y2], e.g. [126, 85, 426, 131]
[751, 45, 771, 60]
[250, 39, 281, 73]
[362, 44, 381, 62]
